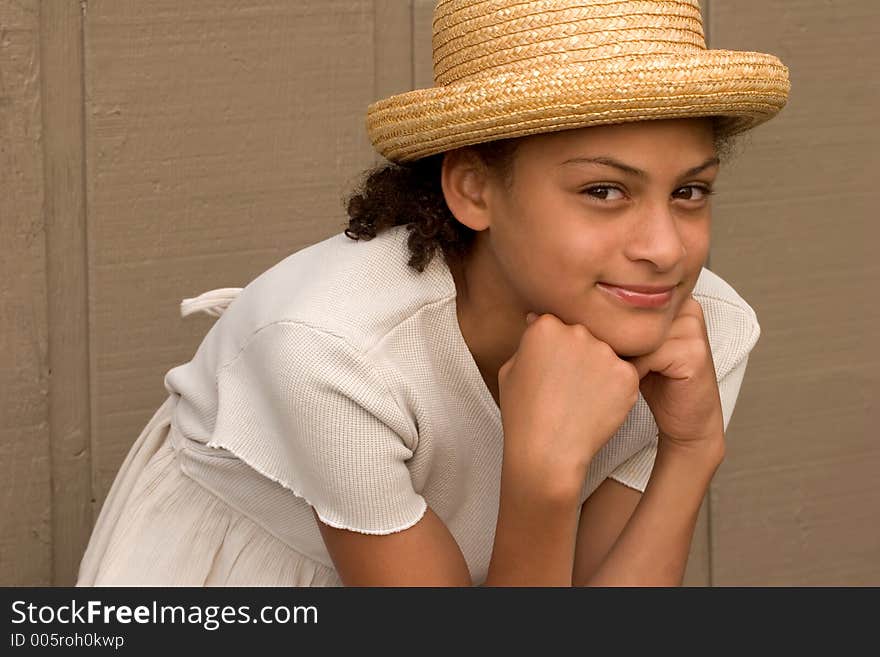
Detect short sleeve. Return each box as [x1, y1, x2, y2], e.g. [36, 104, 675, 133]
[208, 321, 427, 535]
[607, 353, 753, 494]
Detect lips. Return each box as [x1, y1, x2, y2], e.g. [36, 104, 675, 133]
[599, 282, 677, 294]
[596, 281, 677, 309]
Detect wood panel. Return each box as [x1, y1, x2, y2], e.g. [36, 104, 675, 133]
[412, 0, 434, 90]
[83, 0, 380, 506]
[0, 0, 51, 585]
[372, 0, 414, 169]
[374, 1, 412, 108]
[707, 0, 878, 585]
[39, 0, 91, 587]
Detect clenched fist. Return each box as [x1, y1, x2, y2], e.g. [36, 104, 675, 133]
[497, 312, 641, 495]
[628, 296, 725, 452]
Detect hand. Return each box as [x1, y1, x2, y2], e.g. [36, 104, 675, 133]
[629, 297, 725, 452]
[497, 312, 641, 494]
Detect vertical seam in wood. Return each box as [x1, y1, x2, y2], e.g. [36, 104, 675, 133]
[703, 0, 711, 47]
[36, 0, 53, 588]
[373, 0, 379, 101]
[707, 486, 715, 586]
[410, 1, 416, 90]
[80, 0, 94, 538]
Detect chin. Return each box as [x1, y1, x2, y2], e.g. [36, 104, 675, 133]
[602, 332, 666, 358]
[571, 310, 672, 357]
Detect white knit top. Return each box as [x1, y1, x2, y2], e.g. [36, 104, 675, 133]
[157, 224, 759, 585]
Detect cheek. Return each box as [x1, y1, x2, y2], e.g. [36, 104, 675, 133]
[683, 223, 711, 270]
[494, 196, 578, 266]
[556, 230, 616, 281]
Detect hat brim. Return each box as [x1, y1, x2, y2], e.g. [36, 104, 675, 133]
[367, 50, 790, 162]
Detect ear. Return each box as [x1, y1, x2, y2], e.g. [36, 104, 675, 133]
[440, 148, 493, 232]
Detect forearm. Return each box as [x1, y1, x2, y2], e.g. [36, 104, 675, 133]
[584, 437, 724, 586]
[483, 470, 582, 586]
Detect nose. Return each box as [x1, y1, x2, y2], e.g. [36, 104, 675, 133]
[622, 201, 687, 272]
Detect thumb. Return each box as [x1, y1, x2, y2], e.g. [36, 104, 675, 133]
[628, 353, 655, 381]
[630, 341, 688, 382]
[526, 312, 538, 324]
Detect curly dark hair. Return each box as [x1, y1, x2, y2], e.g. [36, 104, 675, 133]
[343, 124, 738, 274]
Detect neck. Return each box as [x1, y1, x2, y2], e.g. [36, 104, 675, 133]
[447, 237, 526, 406]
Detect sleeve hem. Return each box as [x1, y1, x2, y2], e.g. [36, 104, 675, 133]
[606, 438, 658, 495]
[312, 497, 429, 536]
[606, 474, 648, 494]
[206, 425, 428, 536]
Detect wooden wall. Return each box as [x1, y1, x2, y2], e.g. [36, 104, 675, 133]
[1, 0, 875, 586]
[706, 0, 879, 585]
[1, 0, 52, 586]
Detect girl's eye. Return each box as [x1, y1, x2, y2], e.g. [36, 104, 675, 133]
[673, 185, 715, 201]
[583, 185, 625, 201]
[581, 184, 715, 203]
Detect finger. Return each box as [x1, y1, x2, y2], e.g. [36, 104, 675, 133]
[674, 296, 704, 321]
[629, 337, 692, 380]
[665, 311, 706, 341]
[498, 352, 517, 380]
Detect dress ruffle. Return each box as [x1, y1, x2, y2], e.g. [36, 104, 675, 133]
[77, 395, 342, 587]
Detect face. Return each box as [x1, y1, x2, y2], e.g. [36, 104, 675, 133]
[478, 118, 718, 357]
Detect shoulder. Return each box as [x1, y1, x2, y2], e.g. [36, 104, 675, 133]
[692, 267, 761, 381]
[215, 225, 455, 355]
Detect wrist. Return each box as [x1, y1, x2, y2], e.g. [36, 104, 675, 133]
[657, 432, 726, 469]
[500, 458, 585, 507]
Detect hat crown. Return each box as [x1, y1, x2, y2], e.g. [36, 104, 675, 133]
[432, 0, 707, 86]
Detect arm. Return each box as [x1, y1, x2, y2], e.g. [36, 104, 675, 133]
[573, 344, 745, 586]
[484, 464, 581, 586]
[314, 507, 472, 586]
[314, 474, 582, 587]
[571, 478, 642, 586]
[583, 437, 724, 586]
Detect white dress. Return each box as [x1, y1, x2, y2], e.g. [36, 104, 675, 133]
[76, 225, 759, 586]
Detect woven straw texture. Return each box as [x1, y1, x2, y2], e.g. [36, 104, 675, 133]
[367, 0, 790, 162]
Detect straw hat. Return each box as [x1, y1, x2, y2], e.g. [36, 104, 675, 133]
[366, 0, 790, 163]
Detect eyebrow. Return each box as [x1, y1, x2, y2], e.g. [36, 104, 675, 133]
[559, 156, 720, 179]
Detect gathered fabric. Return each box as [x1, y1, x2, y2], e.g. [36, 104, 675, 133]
[77, 394, 341, 587]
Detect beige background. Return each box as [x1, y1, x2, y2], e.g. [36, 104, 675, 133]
[1, 0, 876, 586]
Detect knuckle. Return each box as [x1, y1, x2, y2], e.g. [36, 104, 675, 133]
[627, 385, 640, 406]
[597, 340, 617, 360]
[571, 323, 589, 340]
[675, 314, 704, 337]
[686, 299, 705, 319]
[621, 362, 641, 390]
[531, 313, 552, 332]
[691, 341, 711, 363]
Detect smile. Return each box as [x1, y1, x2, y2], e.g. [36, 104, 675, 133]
[596, 282, 676, 309]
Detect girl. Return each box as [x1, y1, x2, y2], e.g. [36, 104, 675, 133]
[77, 0, 789, 586]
